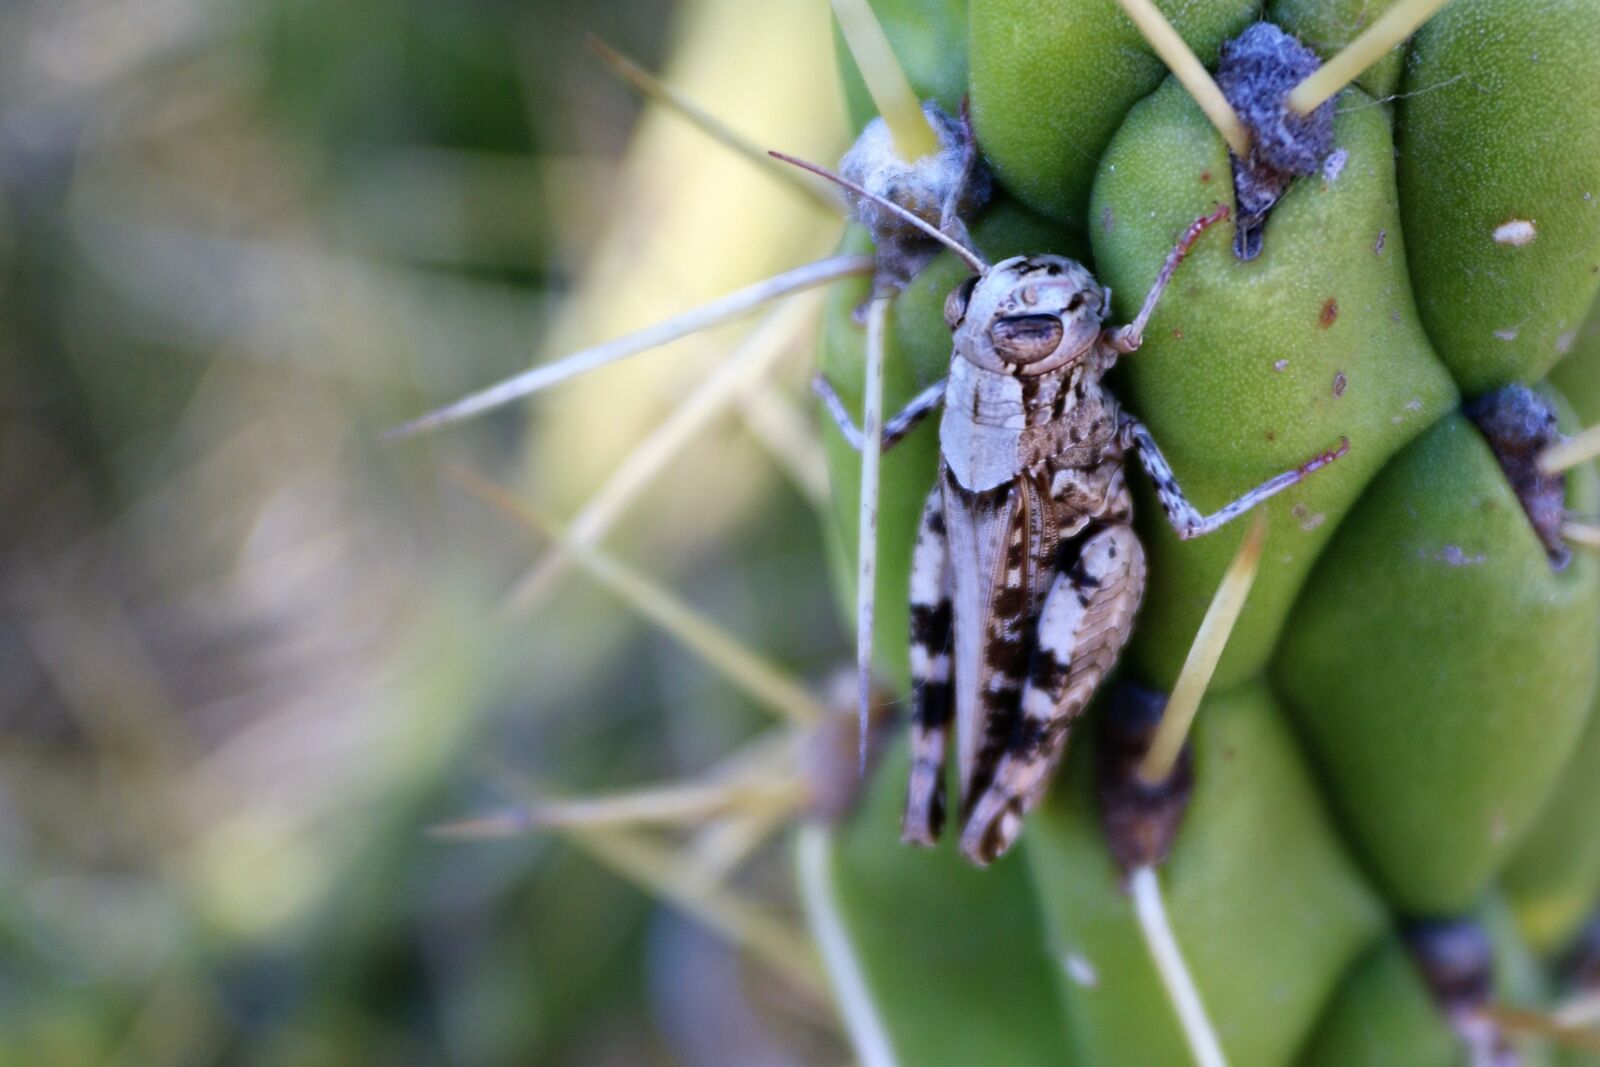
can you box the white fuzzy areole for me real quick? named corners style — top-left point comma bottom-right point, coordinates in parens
top-left (940, 359), bottom-right (1027, 491)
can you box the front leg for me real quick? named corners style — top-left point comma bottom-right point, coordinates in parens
top-left (902, 484), bottom-right (954, 846)
top-left (1104, 205), bottom-right (1230, 355)
top-left (961, 524), bottom-right (1147, 865)
top-left (813, 375), bottom-right (944, 454)
top-left (1120, 415), bottom-right (1349, 540)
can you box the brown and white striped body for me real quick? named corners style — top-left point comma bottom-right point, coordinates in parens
top-left (901, 255), bottom-right (1149, 863)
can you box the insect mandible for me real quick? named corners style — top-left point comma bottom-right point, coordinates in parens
top-left (787, 153), bottom-right (1350, 867)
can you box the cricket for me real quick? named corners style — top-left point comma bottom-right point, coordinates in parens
top-left (386, 50), bottom-right (1354, 872)
top-left (782, 149), bottom-right (1349, 865)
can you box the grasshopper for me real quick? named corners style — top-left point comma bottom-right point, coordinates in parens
top-left (794, 158), bottom-right (1349, 867)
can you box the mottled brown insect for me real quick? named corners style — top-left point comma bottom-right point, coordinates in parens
top-left (811, 184), bottom-right (1348, 866)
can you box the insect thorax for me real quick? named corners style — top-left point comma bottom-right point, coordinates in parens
top-left (939, 350), bottom-right (1120, 493)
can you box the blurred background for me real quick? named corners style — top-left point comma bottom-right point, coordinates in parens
top-left (0, 0), bottom-right (864, 1062)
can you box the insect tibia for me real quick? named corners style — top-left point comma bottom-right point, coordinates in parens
top-left (1122, 415), bottom-right (1348, 540)
top-left (902, 483), bottom-right (953, 848)
top-left (812, 374), bottom-right (944, 455)
top-left (1109, 204), bottom-right (1230, 354)
top-left (1096, 684), bottom-right (1195, 875)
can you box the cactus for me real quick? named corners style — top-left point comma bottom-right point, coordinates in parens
top-left (810, 1), bottom-right (1600, 1063)
top-left (384, 1), bottom-right (1600, 1060)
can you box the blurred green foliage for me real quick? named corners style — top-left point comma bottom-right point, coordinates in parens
top-left (0, 1), bottom-right (851, 1063)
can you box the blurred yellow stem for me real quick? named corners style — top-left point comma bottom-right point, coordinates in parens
top-left (501, 295), bottom-right (817, 616)
top-left (430, 776), bottom-right (802, 838)
top-left (573, 826), bottom-right (826, 995)
top-left (1555, 990), bottom-right (1600, 1028)
top-left (1137, 515), bottom-right (1267, 785)
top-left (830, 0), bottom-right (939, 159)
top-left (448, 466), bottom-right (829, 726)
top-left (687, 805), bottom-right (794, 884)
top-left (587, 35), bottom-right (837, 211)
top-left (738, 383), bottom-right (833, 507)
top-left (1115, 0), bottom-right (1250, 157)
top-left (1562, 521), bottom-right (1600, 549)
top-left (1474, 1004), bottom-right (1600, 1055)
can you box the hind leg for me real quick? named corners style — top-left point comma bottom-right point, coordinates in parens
top-left (960, 524), bottom-right (1146, 865)
top-left (902, 483), bottom-right (954, 846)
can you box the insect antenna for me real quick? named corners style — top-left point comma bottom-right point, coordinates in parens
top-left (768, 149), bottom-right (985, 769)
top-left (385, 253), bottom-right (875, 438)
top-left (768, 151), bottom-right (989, 274)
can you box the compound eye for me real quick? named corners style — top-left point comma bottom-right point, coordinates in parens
top-left (989, 314), bottom-right (1065, 365)
top-left (944, 275), bottom-right (979, 331)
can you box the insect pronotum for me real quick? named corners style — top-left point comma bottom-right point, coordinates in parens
top-left (784, 153), bottom-right (1349, 866)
